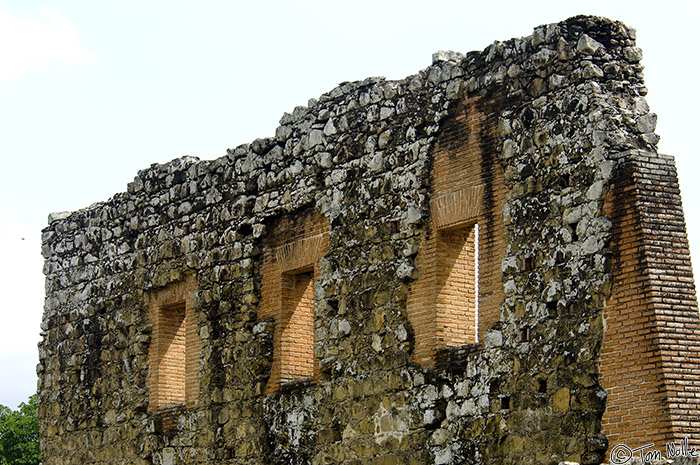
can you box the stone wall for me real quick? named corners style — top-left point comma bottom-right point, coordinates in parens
top-left (38, 16), bottom-right (700, 465)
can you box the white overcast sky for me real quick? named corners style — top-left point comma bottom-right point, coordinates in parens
top-left (0, 0), bottom-right (697, 409)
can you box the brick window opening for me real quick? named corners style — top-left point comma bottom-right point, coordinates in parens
top-left (146, 275), bottom-right (200, 424)
top-left (152, 303), bottom-right (187, 407)
top-left (435, 224), bottom-right (479, 346)
top-left (278, 270), bottom-right (315, 385)
top-left (406, 94), bottom-right (506, 368)
top-left (259, 211), bottom-right (330, 393)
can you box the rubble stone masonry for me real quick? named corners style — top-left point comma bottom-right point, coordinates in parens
top-left (39, 16), bottom-right (700, 465)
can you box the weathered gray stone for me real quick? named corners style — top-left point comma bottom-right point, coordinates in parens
top-left (623, 46), bottom-right (643, 62)
top-left (307, 129), bottom-right (324, 149)
top-left (432, 50), bottom-right (465, 64)
top-left (582, 63), bottom-right (604, 79)
top-left (48, 211), bottom-right (71, 223)
top-left (577, 34), bottom-right (603, 55)
top-left (483, 330), bottom-right (503, 348)
top-left (637, 113), bottom-right (657, 133)
top-left (323, 118), bottom-right (337, 136)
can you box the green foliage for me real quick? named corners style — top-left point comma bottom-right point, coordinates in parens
top-left (0, 395), bottom-right (40, 465)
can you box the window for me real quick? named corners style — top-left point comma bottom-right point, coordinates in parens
top-left (151, 302), bottom-right (187, 407)
top-left (435, 223), bottom-right (479, 347)
top-left (278, 270), bottom-right (315, 384)
top-left (405, 95), bottom-right (506, 367)
top-left (146, 275), bottom-right (200, 427)
top-left (258, 212), bottom-right (329, 392)
top-left (407, 191), bottom-right (486, 366)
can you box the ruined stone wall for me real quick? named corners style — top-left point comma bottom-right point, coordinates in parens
top-left (38, 16), bottom-right (700, 465)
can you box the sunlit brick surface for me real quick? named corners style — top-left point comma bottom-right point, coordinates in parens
top-left (436, 227), bottom-right (478, 346)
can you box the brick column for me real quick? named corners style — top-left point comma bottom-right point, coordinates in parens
top-left (602, 150), bottom-right (700, 449)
